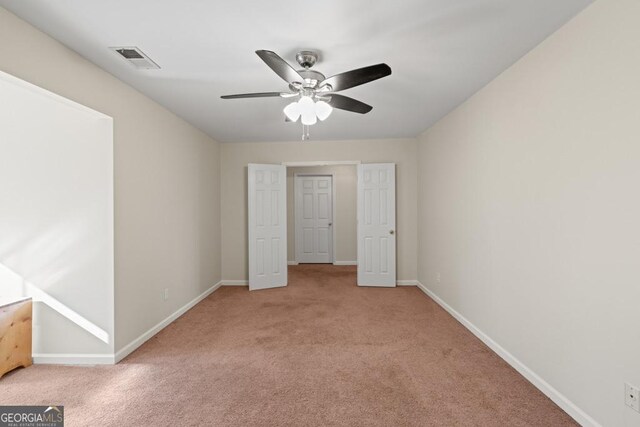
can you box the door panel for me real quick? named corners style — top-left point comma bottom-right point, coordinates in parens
top-left (357, 164), bottom-right (396, 287)
top-left (317, 227), bottom-right (330, 254)
top-left (248, 164), bottom-right (287, 290)
top-left (295, 175), bottom-right (334, 263)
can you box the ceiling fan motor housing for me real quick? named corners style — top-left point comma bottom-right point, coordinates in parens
top-left (290, 51), bottom-right (328, 91)
top-left (296, 51), bottom-right (318, 69)
top-left (290, 69), bottom-right (327, 91)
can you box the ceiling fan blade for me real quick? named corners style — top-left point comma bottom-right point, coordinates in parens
top-left (221, 92), bottom-right (285, 99)
top-left (256, 50), bottom-right (304, 84)
top-left (327, 94), bottom-right (373, 114)
top-left (320, 63), bottom-right (391, 92)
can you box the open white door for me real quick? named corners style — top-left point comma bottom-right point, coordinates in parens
top-left (357, 163), bottom-right (396, 287)
top-left (248, 164), bottom-right (287, 290)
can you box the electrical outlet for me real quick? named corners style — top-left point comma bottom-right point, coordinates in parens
top-left (436, 273), bottom-right (441, 283)
top-left (163, 288), bottom-right (169, 301)
top-left (626, 383), bottom-right (640, 412)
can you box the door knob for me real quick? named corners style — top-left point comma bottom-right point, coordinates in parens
top-left (329, 223), bottom-right (333, 226)
top-left (390, 230), bottom-right (395, 235)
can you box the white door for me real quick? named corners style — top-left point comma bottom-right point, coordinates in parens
top-left (295, 175), bottom-right (333, 263)
top-left (248, 164), bottom-right (287, 290)
top-left (357, 163), bottom-right (396, 287)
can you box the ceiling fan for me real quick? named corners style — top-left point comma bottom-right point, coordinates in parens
top-left (221, 50), bottom-right (391, 139)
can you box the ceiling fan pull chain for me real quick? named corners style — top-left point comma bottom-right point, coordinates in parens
top-left (301, 124), bottom-right (310, 141)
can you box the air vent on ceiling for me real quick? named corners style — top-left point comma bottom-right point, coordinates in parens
top-left (110, 46), bottom-right (160, 70)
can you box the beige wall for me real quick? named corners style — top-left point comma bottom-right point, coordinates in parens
top-left (287, 166), bottom-right (357, 263)
top-left (5, 7), bottom-right (633, 424)
top-left (221, 139), bottom-right (417, 281)
top-left (0, 8), bottom-right (222, 354)
top-left (417, 1), bottom-right (640, 425)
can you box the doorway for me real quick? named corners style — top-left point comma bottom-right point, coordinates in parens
top-left (287, 164), bottom-right (358, 267)
top-left (247, 162), bottom-right (396, 290)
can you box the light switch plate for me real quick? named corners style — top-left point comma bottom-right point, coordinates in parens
top-left (625, 383), bottom-right (640, 412)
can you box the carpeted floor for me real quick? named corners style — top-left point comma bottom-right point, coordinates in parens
top-left (1, 265), bottom-right (575, 426)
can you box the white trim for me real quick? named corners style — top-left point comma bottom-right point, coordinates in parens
top-left (333, 261), bottom-right (358, 266)
top-left (415, 281), bottom-right (601, 427)
top-left (33, 353), bottom-right (115, 365)
top-left (332, 174), bottom-right (337, 264)
top-left (287, 261), bottom-right (299, 265)
top-left (396, 280), bottom-right (418, 286)
top-left (282, 160), bottom-right (361, 167)
top-left (294, 173), bottom-right (336, 264)
top-left (114, 281), bottom-right (223, 363)
top-left (222, 280), bottom-right (248, 286)
top-left (0, 70), bottom-right (112, 120)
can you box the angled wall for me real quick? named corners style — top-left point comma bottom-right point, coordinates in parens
top-left (0, 7), bottom-right (222, 360)
top-left (0, 71), bottom-right (114, 358)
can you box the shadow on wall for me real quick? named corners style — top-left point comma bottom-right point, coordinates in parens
top-left (0, 263), bottom-right (109, 344)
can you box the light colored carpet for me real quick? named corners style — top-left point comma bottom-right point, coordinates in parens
top-left (1, 265), bottom-right (576, 426)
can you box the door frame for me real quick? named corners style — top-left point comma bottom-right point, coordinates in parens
top-left (283, 160), bottom-right (361, 167)
top-left (293, 173), bottom-right (337, 264)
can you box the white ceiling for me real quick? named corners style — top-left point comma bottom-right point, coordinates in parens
top-left (0, 0), bottom-right (592, 143)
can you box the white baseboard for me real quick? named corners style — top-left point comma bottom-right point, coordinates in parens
top-left (289, 261), bottom-right (357, 266)
top-left (33, 353), bottom-right (115, 365)
top-left (222, 280), bottom-right (248, 286)
top-left (397, 280), bottom-right (418, 286)
top-left (415, 281), bottom-right (600, 427)
top-left (114, 280), bottom-right (223, 363)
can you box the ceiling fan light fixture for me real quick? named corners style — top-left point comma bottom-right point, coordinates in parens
top-left (298, 96), bottom-right (317, 125)
top-left (297, 96), bottom-right (315, 114)
top-left (284, 101), bottom-right (300, 122)
top-left (315, 101), bottom-right (333, 121)
top-left (301, 111), bottom-right (317, 126)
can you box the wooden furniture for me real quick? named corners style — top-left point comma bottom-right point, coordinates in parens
top-left (0, 298), bottom-right (32, 378)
